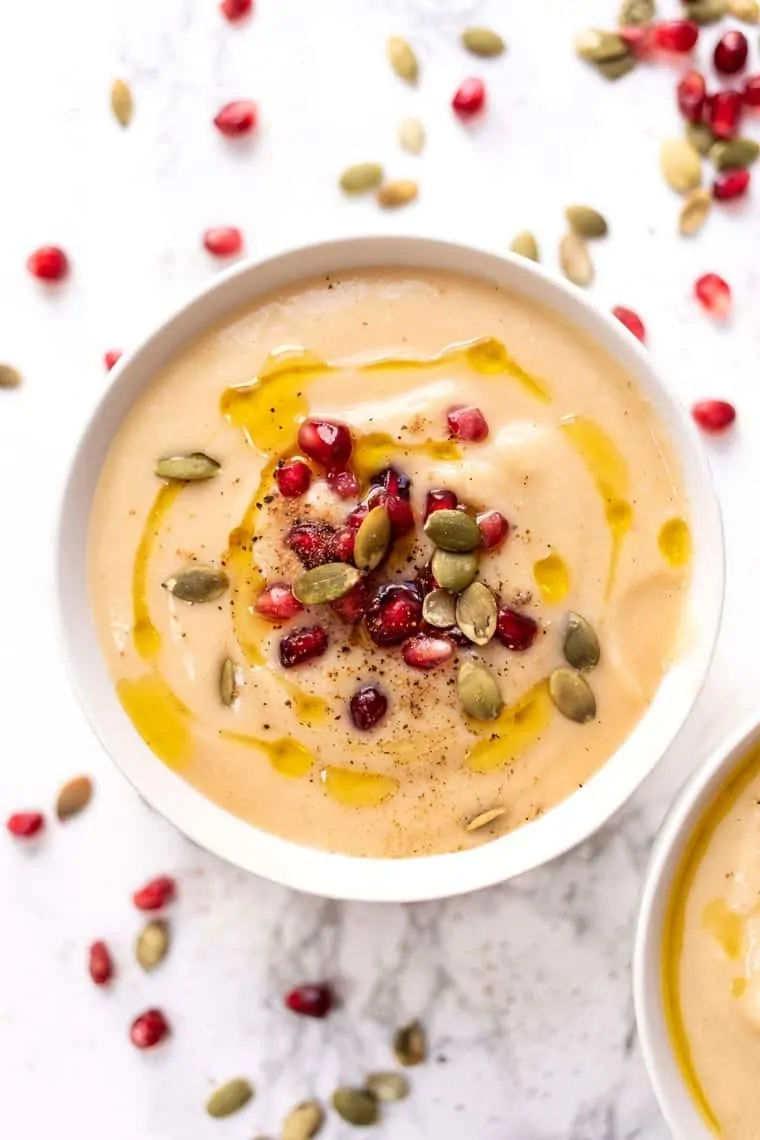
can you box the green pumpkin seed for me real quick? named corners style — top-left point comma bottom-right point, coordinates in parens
top-left (461, 27), bottom-right (506, 57)
top-left (424, 509), bottom-right (481, 553)
top-left (422, 588), bottom-right (457, 628)
top-left (566, 205), bottom-right (608, 239)
top-left (206, 1078), bottom-right (254, 1119)
top-left (56, 775), bottom-right (93, 821)
top-left (365, 1072), bottom-right (410, 1103)
top-left (387, 36), bottom-right (419, 83)
top-left (679, 188), bottom-right (712, 236)
top-left (135, 919), bottom-right (169, 971)
top-left (549, 668), bottom-right (596, 724)
top-left (0, 364), bottom-right (21, 388)
top-left (354, 506), bottom-right (391, 571)
top-left (339, 163), bottom-right (384, 194)
top-left (219, 656), bottom-right (238, 707)
top-left (559, 232), bottom-right (594, 288)
top-left (683, 0), bottom-right (727, 23)
top-left (711, 138), bottom-right (760, 170)
top-left (331, 1088), bottom-right (379, 1127)
top-left (685, 122), bottom-right (715, 157)
top-left (456, 582), bottom-right (498, 647)
top-left (574, 29), bottom-right (630, 62)
top-left (111, 78), bottom-right (133, 127)
top-left (660, 139), bottom-right (702, 194)
top-left (728, 0), bottom-right (759, 20)
top-left (376, 179), bottom-right (418, 208)
top-left (393, 1019), bottom-right (427, 1067)
top-left (510, 230), bottom-right (539, 261)
top-left (563, 612), bottom-right (601, 671)
top-left (282, 1100), bottom-right (325, 1140)
top-left (431, 550), bottom-right (479, 593)
top-left (618, 0), bottom-right (655, 24)
top-left (457, 660), bottom-right (503, 722)
top-left (466, 806), bottom-right (506, 832)
top-left (163, 565), bottom-right (229, 603)
top-left (398, 116), bottom-right (426, 155)
top-left (594, 54), bottom-right (637, 80)
top-left (155, 452), bottom-right (220, 481)
top-left (293, 562), bottom-right (361, 605)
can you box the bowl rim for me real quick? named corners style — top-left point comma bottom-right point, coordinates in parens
top-left (55, 233), bottom-right (725, 902)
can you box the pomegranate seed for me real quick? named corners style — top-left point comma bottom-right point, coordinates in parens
top-left (447, 625), bottom-right (472, 647)
top-left (213, 99), bottom-right (258, 137)
top-left (279, 625), bottom-right (328, 668)
top-left (386, 495), bottom-right (415, 536)
top-left (694, 273), bottom-right (731, 317)
top-left (88, 940), bottom-right (114, 986)
top-left (220, 0), bottom-right (252, 21)
top-left (714, 31), bottom-right (748, 76)
top-left (709, 90), bottom-right (743, 140)
top-left (676, 70), bottom-right (706, 124)
top-left (452, 77), bottom-right (486, 116)
top-left (477, 509), bottom-right (510, 549)
top-left (349, 684), bottom-right (389, 730)
top-left (330, 526), bottom-right (356, 564)
top-left (104, 349), bottom-right (123, 371)
top-left (402, 633), bottom-right (454, 670)
top-left (255, 582), bottom-right (304, 622)
top-left (370, 466), bottom-right (411, 500)
top-left (6, 811), bottom-right (44, 838)
top-left (285, 983), bottom-right (333, 1019)
top-left (203, 226), bottom-right (243, 258)
top-left (447, 405), bottom-right (489, 442)
top-left (619, 25), bottom-right (654, 58)
top-left (744, 75), bottom-right (760, 108)
top-left (345, 486), bottom-right (385, 530)
top-left (692, 399), bottom-right (736, 433)
top-left (495, 608), bottom-right (539, 651)
top-left (365, 582), bottom-right (423, 646)
top-left (331, 579), bottom-right (371, 623)
top-left (713, 168), bottom-right (750, 200)
top-left (612, 305), bottom-right (646, 343)
top-left (653, 20), bottom-right (698, 53)
top-left (275, 458), bottom-right (311, 498)
top-left (132, 875), bottom-right (176, 911)
top-left (26, 245), bottom-right (69, 281)
top-left (327, 468), bottom-right (360, 499)
top-left (425, 488), bottom-right (459, 519)
top-left (297, 418), bottom-right (353, 471)
top-left (285, 521), bottom-right (337, 568)
top-left (130, 1009), bottom-right (170, 1049)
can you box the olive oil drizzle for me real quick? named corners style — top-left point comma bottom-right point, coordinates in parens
top-left (465, 681), bottom-right (553, 773)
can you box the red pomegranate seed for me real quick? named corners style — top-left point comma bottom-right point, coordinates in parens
top-left (26, 245), bottom-right (69, 281)
top-left (330, 526), bottom-right (356, 564)
top-left (104, 349), bottom-right (123, 371)
top-left (713, 168), bottom-right (750, 200)
top-left (694, 273), bottom-right (731, 317)
top-left (285, 983), bottom-right (333, 1019)
top-left (618, 25), bottom-right (654, 58)
top-left (255, 582), bottom-right (304, 622)
top-left (676, 70), bottom-right (706, 124)
top-left (447, 405), bottom-right (489, 442)
top-left (612, 305), bottom-right (646, 343)
top-left (495, 608), bottom-right (539, 651)
top-left (349, 684), bottom-right (389, 730)
top-left (6, 811), bottom-right (44, 838)
top-left (203, 226), bottom-right (243, 257)
top-left (425, 488), bottom-right (459, 519)
top-left (88, 940), bottom-right (114, 986)
top-left (327, 468), bottom-right (360, 499)
top-left (370, 466), bottom-right (411, 500)
top-left (331, 578), bottom-right (370, 623)
top-left (213, 99), bottom-right (258, 137)
top-left (744, 75), bottom-right (760, 107)
top-left (402, 633), bottom-right (454, 670)
top-left (653, 20), bottom-right (698, 53)
top-left (714, 30), bottom-right (748, 76)
top-left (452, 77), bottom-right (486, 116)
top-left (297, 418), bottom-right (353, 471)
top-left (386, 495), bottom-right (415, 536)
top-left (279, 625), bottom-right (329, 668)
top-left (220, 0), bottom-right (252, 21)
top-left (132, 875), bottom-right (176, 911)
top-left (285, 521), bottom-right (337, 568)
top-left (691, 399), bottom-right (736, 433)
top-left (130, 1009), bottom-right (170, 1049)
top-left (477, 509), bottom-right (509, 550)
top-left (709, 90), bottom-right (743, 139)
top-left (275, 458), bottom-right (311, 498)
top-left (365, 582), bottom-right (423, 646)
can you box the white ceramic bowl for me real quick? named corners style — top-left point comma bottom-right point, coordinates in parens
top-left (56, 235), bottom-right (724, 902)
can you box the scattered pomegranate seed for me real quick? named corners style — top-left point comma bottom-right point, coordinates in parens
top-left (104, 349), bottom-right (123, 371)
top-left (714, 30), bottom-right (748, 76)
top-left (447, 405), bottom-right (489, 442)
top-left (477, 509), bottom-right (510, 549)
top-left (495, 608), bottom-right (539, 651)
top-left (691, 399), bottom-right (736, 433)
top-left (331, 579), bottom-right (371, 623)
top-left (297, 418), bottom-right (353, 471)
top-left (386, 495), bottom-right (415, 536)
top-left (330, 526), bottom-right (356, 564)
top-left (26, 245), bottom-right (69, 281)
top-left (285, 983), bottom-right (334, 1019)
top-left (132, 875), bottom-right (176, 911)
top-left (653, 20), bottom-right (698, 53)
top-left (694, 272), bottom-right (731, 317)
top-left (345, 486), bottom-right (385, 531)
top-left (744, 75), bottom-right (760, 108)
top-left (713, 168), bottom-right (750, 200)
top-left (370, 466), bottom-right (411, 500)
top-left (327, 468), bottom-right (360, 499)
top-left (709, 90), bottom-right (743, 139)
top-left (402, 633), bottom-right (455, 670)
top-left (349, 684), bottom-right (389, 730)
top-left (452, 77), bottom-right (486, 117)
top-left (619, 25), bottom-right (654, 58)
top-left (365, 582), bottom-right (423, 646)
top-left (130, 1009), bottom-right (170, 1049)
top-left (612, 305), bottom-right (646, 343)
top-left (203, 226), bottom-right (243, 258)
top-left (286, 521), bottom-right (337, 569)
top-left (213, 99), bottom-right (258, 137)
top-left (279, 625), bottom-right (329, 668)
top-left (255, 582), bottom-right (304, 622)
top-left (6, 811), bottom-right (44, 839)
top-left (220, 0), bottom-right (252, 21)
top-left (677, 70), bottom-right (706, 124)
top-left (425, 488), bottom-right (459, 519)
top-left (88, 940), bottom-right (114, 986)
top-left (275, 458), bottom-right (311, 498)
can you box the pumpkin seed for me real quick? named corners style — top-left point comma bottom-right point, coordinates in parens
top-left (111, 78), bottom-right (133, 127)
top-left (660, 139), bottom-right (702, 194)
top-left (339, 163), bottom-right (384, 194)
top-left (0, 364), bottom-right (21, 388)
top-left (563, 612), bottom-right (601, 671)
top-left (376, 179), bottom-right (418, 209)
top-left (431, 550), bottom-right (479, 592)
top-left (282, 1099), bottom-right (325, 1140)
top-left (559, 232), bottom-right (594, 288)
top-left (398, 117), bottom-right (426, 155)
top-left (354, 506), bottom-right (391, 571)
top-left (456, 582), bottom-right (498, 647)
top-left (393, 1019), bottom-right (427, 1066)
top-left (466, 806), bottom-right (506, 832)
top-left (155, 452), bottom-right (220, 481)
top-left (293, 562), bottom-right (361, 605)
top-left (219, 656), bottom-right (238, 707)
top-left (549, 668), bottom-right (596, 724)
top-left (685, 122), bottom-right (715, 157)
top-left (135, 919), bottom-right (169, 971)
top-left (387, 36), bottom-right (419, 83)
top-left (510, 230), bottom-right (539, 261)
top-left (422, 588), bottom-right (457, 628)
top-left (728, 0), bottom-right (760, 20)
top-left (206, 1078), bottom-right (254, 1119)
top-left (679, 188), bottom-right (712, 236)
top-left (574, 29), bottom-right (630, 62)
top-left (595, 54), bottom-right (637, 80)
top-left (461, 27), bottom-right (506, 57)
top-left (56, 775), bottom-right (93, 821)
top-left (711, 138), bottom-right (760, 170)
top-left (566, 205), bottom-right (608, 239)
top-left (365, 1072), bottom-right (410, 1103)
top-left (163, 565), bottom-right (229, 603)
top-left (424, 509), bottom-right (481, 553)
top-left (332, 1088), bottom-right (379, 1127)
top-left (683, 0), bottom-right (727, 23)
top-left (618, 0), bottom-right (655, 24)
top-left (457, 660), bottom-right (503, 722)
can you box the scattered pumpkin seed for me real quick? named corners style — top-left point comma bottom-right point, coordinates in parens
top-left (219, 656), bottom-right (238, 707)
top-left (461, 27), bottom-right (506, 57)
top-left (424, 509), bottom-right (481, 553)
top-left (679, 188), bottom-right (712, 236)
top-left (339, 163), bottom-right (384, 194)
top-left (456, 582), bottom-right (498, 647)
top-left (110, 79), bottom-right (134, 127)
top-left (457, 660), bottom-right (503, 722)
top-left (365, 1072), bottom-right (410, 1103)
top-left (559, 232), bottom-right (594, 288)
top-left (163, 565), bottom-right (229, 603)
top-left (594, 54), bottom-right (637, 80)
top-left (566, 205), bottom-right (608, 239)
top-left (282, 1099), bottom-right (325, 1140)
top-left (711, 138), bottom-right (760, 170)
top-left (398, 117), bottom-right (426, 155)
top-left (56, 775), bottom-right (93, 821)
top-left (393, 1019), bottom-right (427, 1067)
top-left (430, 550), bottom-right (479, 593)
top-left (574, 29), bottom-right (630, 62)
top-left (387, 36), bottom-right (419, 83)
top-left (466, 806), bottom-right (506, 832)
top-left (510, 230), bottom-right (539, 261)
top-left (685, 122), bottom-right (715, 157)
top-left (206, 1078), bottom-right (254, 1119)
top-left (422, 588), bottom-right (457, 628)
top-left (660, 139), bottom-right (702, 194)
top-left (563, 612), bottom-right (601, 671)
top-left (293, 562), bottom-right (361, 605)
top-left (155, 452), bottom-right (220, 481)
top-left (727, 0), bottom-right (759, 20)
top-left (135, 919), bottom-right (169, 971)
top-left (376, 179), bottom-right (418, 209)
top-left (354, 506), bottom-right (391, 571)
top-left (332, 1088), bottom-right (379, 1127)
top-left (618, 0), bottom-right (655, 24)
top-left (0, 364), bottom-right (21, 388)
top-left (683, 0), bottom-right (727, 23)
top-left (549, 668), bottom-right (596, 724)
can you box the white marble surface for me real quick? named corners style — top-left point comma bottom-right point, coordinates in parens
top-left (2, 0), bottom-right (759, 1136)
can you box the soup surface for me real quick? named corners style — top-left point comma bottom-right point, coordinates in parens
top-left (88, 268), bottom-right (689, 857)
